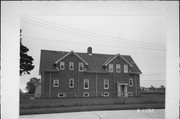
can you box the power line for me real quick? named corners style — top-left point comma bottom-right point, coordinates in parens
top-left (21, 16), bottom-right (166, 51)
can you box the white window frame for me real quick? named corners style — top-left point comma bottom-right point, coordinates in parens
top-left (109, 64), bottom-right (113, 72)
top-left (124, 64), bottom-right (128, 73)
top-left (104, 79), bottom-right (109, 89)
top-left (60, 61), bottom-right (65, 70)
top-left (104, 92), bottom-right (109, 97)
top-left (129, 78), bottom-right (133, 87)
top-left (53, 80), bottom-right (59, 87)
top-left (69, 62), bottom-right (74, 70)
top-left (116, 64), bottom-right (121, 73)
top-left (69, 79), bottom-right (74, 88)
top-left (83, 92), bottom-right (89, 97)
top-left (84, 79), bottom-right (89, 89)
top-left (128, 92), bottom-right (133, 96)
top-left (58, 93), bottom-right (65, 98)
top-left (79, 62), bottom-right (84, 71)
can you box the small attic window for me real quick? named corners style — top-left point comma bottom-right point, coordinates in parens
top-left (60, 62), bottom-right (65, 70)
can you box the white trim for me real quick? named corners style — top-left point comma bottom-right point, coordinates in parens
top-left (69, 79), bottom-right (74, 88)
top-left (84, 79), bottom-right (89, 89)
top-left (116, 64), bottom-right (121, 73)
top-left (104, 79), bottom-right (109, 89)
top-left (104, 92), bottom-right (109, 97)
top-left (58, 93), bottom-right (65, 98)
top-left (83, 92), bottom-right (89, 97)
top-left (109, 64), bottom-right (113, 72)
top-left (60, 61), bottom-right (65, 70)
top-left (104, 54), bottom-right (132, 67)
top-left (124, 64), bottom-right (128, 73)
top-left (55, 51), bottom-right (88, 65)
top-left (79, 62), bottom-right (84, 72)
top-left (53, 80), bottom-right (59, 87)
top-left (129, 78), bottom-right (133, 87)
top-left (69, 62), bottom-right (74, 70)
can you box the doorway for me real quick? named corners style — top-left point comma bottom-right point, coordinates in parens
top-left (117, 83), bottom-right (128, 97)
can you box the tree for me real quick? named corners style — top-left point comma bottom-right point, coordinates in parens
top-left (26, 77), bottom-right (39, 94)
top-left (20, 29), bottom-right (34, 76)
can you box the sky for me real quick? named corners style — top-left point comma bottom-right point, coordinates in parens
top-left (20, 15), bottom-right (166, 91)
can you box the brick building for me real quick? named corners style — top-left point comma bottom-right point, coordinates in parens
top-left (39, 47), bottom-right (142, 98)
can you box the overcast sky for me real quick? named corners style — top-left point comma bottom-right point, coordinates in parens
top-left (20, 15), bottom-right (166, 91)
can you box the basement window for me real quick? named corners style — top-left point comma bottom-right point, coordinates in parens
top-left (58, 93), bottom-right (65, 98)
top-left (83, 93), bottom-right (89, 97)
top-left (128, 92), bottom-right (133, 96)
top-left (104, 92), bottom-right (109, 97)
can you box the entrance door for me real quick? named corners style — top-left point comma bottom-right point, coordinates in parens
top-left (117, 83), bottom-right (128, 97)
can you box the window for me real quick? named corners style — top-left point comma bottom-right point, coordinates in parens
top-left (104, 92), bottom-right (109, 97)
top-left (104, 79), bottom-right (109, 89)
top-left (129, 78), bottom-right (133, 87)
top-left (109, 64), bottom-right (113, 72)
top-left (116, 64), bottom-right (121, 73)
top-left (83, 93), bottom-right (89, 97)
top-left (53, 80), bottom-right (59, 87)
top-left (84, 79), bottom-right (89, 89)
top-left (128, 92), bottom-right (133, 96)
top-left (69, 62), bottom-right (74, 70)
top-left (69, 79), bottom-right (74, 88)
top-left (124, 64), bottom-right (128, 73)
top-left (58, 93), bottom-right (65, 97)
top-left (60, 62), bottom-right (65, 70)
top-left (79, 62), bottom-right (84, 71)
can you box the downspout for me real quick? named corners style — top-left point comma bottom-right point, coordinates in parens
top-left (135, 74), bottom-right (137, 96)
top-left (77, 69), bottom-right (79, 97)
top-left (114, 70), bottom-right (115, 94)
top-left (96, 73), bottom-right (97, 97)
top-left (49, 72), bottom-right (51, 99)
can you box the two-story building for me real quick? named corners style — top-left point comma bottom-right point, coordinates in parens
top-left (39, 47), bottom-right (142, 98)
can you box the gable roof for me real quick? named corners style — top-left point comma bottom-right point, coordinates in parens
top-left (39, 49), bottom-right (142, 74)
top-left (103, 54), bottom-right (133, 67)
top-left (55, 50), bottom-right (88, 65)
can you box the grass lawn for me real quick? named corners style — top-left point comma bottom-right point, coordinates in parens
top-left (20, 95), bottom-right (165, 115)
top-left (20, 103), bottom-right (165, 115)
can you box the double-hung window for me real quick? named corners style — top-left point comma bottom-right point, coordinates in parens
top-left (124, 64), bottom-right (128, 73)
top-left (60, 62), bottom-right (65, 70)
top-left (116, 64), bottom-right (121, 73)
top-left (53, 80), bottom-right (59, 87)
top-left (79, 62), bottom-right (84, 71)
top-left (104, 79), bottom-right (109, 89)
top-left (109, 64), bottom-right (113, 72)
top-left (69, 79), bottom-right (74, 88)
top-left (69, 62), bottom-right (74, 70)
top-left (84, 79), bottom-right (89, 89)
top-left (129, 78), bottom-right (133, 87)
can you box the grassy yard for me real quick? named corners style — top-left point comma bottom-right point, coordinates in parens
top-left (20, 94), bottom-right (165, 115)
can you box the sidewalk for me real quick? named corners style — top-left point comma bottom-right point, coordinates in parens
top-left (20, 109), bottom-right (165, 119)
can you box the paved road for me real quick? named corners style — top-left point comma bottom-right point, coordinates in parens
top-left (20, 109), bottom-right (165, 119)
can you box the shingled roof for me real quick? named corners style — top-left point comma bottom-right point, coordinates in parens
top-left (39, 49), bottom-right (142, 74)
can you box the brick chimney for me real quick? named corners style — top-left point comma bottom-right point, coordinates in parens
top-left (87, 47), bottom-right (92, 56)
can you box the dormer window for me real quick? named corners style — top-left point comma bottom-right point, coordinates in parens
top-left (79, 62), bottom-right (84, 71)
top-left (109, 64), bottom-right (113, 72)
top-left (124, 64), bottom-right (128, 73)
top-left (69, 62), bottom-right (74, 70)
top-left (116, 64), bottom-right (121, 73)
top-left (60, 62), bottom-right (65, 70)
